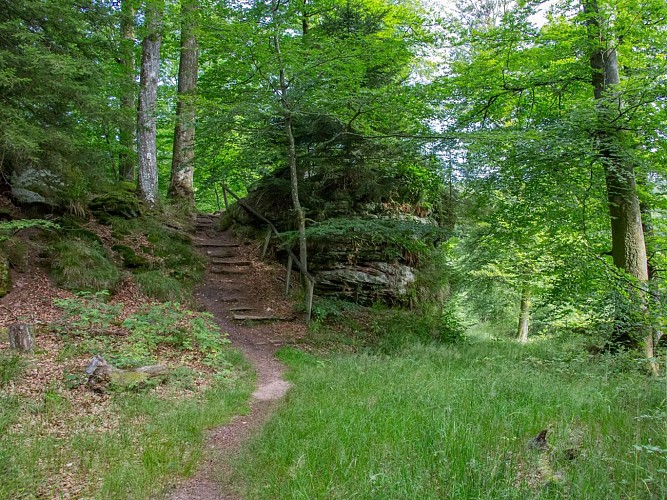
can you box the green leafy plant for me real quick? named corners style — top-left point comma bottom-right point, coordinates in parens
top-left (52, 294), bottom-right (231, 368)
top-left (283, 218), bottom-right (446, 266)
top-left (121, 303), bottom-right (229, 363)
top-left (0, 220), bottom-right (59, 242)
top-left (53, 291), bottom-right (121, 335)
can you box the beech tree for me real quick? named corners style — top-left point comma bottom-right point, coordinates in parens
top-left (137, 0), bottom-right (165, 206)
top-left (582, 0), bottom-right (654, 369)
top-left (442, 0), bottom-right (667, 362)
top-left (169, 0), bottom-right (199, 201)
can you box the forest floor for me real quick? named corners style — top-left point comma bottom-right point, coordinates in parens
top-left (166, 214), bottom-right (308, 499)
top-left (0, 212), bottom-right (307, 499)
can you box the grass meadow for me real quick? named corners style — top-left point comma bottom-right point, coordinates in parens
top-left (234, 339), bottom-right (666, 499)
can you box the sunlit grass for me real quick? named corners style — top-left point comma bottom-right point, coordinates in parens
top-left (0, 351), bottom-right (254, 499)
top-left (234, 340), bottom-right (667, 499)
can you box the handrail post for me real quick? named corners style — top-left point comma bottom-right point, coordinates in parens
top-left (305, 279), bottom-right (314, 323)
top-left (285, 255), bottom-right (293, 296)
top-left (260, 226), bottom-right (272, 260)
top-left (213, 185), bottom-right (222, 211)
top-left (221, 183), bottom-right (229, 210)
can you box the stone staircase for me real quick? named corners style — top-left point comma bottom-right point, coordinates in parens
top-left (193, 213), bottom-right (282, 322)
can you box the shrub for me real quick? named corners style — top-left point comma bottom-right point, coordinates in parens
top-left (135, 271), bottom-right (184, 302)
top-left (50, 239), bottom-right (121, 292)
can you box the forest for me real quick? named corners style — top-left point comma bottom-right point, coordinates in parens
top-left (0, 0), bottom-right (666, 498)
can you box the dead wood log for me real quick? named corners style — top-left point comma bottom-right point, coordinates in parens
top-left (85, 355), bottom-right (168, 393)
top-left (8, 323), bottom-right (34, 352)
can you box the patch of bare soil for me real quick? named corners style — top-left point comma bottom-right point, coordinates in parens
top-left (166, 216), bottom-right (307, 500)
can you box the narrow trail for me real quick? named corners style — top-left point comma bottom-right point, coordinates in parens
top-left (167, 214), bottom-right (306, 500)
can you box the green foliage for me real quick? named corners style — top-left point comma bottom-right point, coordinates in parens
top-left (311, 297), bottom-right (361, 322)
top-left (112, 244), bottom-right (150, 269)
top-left (0, 220), bottom-right (59, 242)
top-left (121, 303), bottom-right (229, 364)
top-left (0, 0), bottom-right (122, 196)
top-left (235, 341), bottom-right (667, 498)
top-left (2, 238), bottom-right (29, 272)
top-left (53, 293), bottom-right (230, 368)
top-left (309, 301), bottom-right (465, 354)
top-left (53, 291), bottom-right (121, 333)
top-left (196, 0), bottom-right (432, 211)
top-left (285, 218), bottom-right (446, 265)
top-left (106, 216), bottom-right (204, 300)
top-left (50, 239), bottom-right (121, 292)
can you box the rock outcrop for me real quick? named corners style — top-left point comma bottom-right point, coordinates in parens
top-left (228, 165), bottom-right (453, 305)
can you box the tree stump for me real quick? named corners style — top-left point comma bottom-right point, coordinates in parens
top-left (85, 355), bottom-right (169, 393)
top-left (8, 323), bottom-right (34, 351)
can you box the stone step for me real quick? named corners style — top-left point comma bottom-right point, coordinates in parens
top-left (206, 251), bottom-right (237, 259)
top-left (232, 314), bottom-right (282, 321)
top-left (195, 242), bottom-right (240, 248)
top-left (229, 306), bottom-right (254, 312)
top-left (210, 259), bottom-right (251, 266)
top-left (210, 267), bottom-right (248, 275)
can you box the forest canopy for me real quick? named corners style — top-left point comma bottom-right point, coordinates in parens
top-left (0, 0), bottom-right (666, 367)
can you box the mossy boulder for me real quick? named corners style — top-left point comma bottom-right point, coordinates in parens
top-left (2, 238), bottom-right (29, 272)
top-left (112, 244), bottom-right (150, 269)
top-left (230, 159), bottom-right (454, 305)
top-left (90, 190), bottom-right (142, 223)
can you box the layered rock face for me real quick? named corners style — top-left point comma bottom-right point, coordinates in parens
top-left (230, 165), bottom-right (453, 305)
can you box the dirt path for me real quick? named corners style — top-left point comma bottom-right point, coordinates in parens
top-left (167, 214), bottom-right (306, 500)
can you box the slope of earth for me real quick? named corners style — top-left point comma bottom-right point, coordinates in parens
top-left (166, 214), bottom-right (308, 499)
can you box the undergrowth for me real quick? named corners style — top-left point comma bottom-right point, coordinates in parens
top-left (307, 297), bottom-right (466, 354)
top-left (0, 352), bottom-right (25, 388)
top-left (50, 239), bottom-right (121, 292)
top-left (283, 218), bottom-right (447, 265)
top-left (0, 292), bottom-right (253, 499)
top-left (234, 339), bottom-right (667, 499)
top-left (52, 291), bottom-right (228, 368)
top-left (134, 270), bottom-right (185, 302)
top-left (48, 213), bottom-right (204, 301)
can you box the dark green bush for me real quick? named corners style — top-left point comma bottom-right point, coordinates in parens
top-left (50, 239), bottom-right (121, 292)
top-left (135, 271), bottom-right (184, 302)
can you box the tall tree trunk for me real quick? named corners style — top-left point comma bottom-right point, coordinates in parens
top-left (136, 0), bottom-right (164, 207)
top-left (640, 200), bottom-right (664, 349)
top-left (517, 287), bottom-right (531, 343)
top-left (582, 0), bottom-right (656, 372)
top-left (302, 0), bottom-right (309, 35)
top-left (118, 0), bottom-right (136, 182)
top-left (169, 0), bottom-right (199, 202)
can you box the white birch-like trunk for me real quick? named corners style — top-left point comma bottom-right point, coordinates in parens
top-left (517, 287), bottom-right (530, 344)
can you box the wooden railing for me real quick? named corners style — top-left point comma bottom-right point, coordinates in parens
top-left (220, 183), bottom-right (315, 322)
